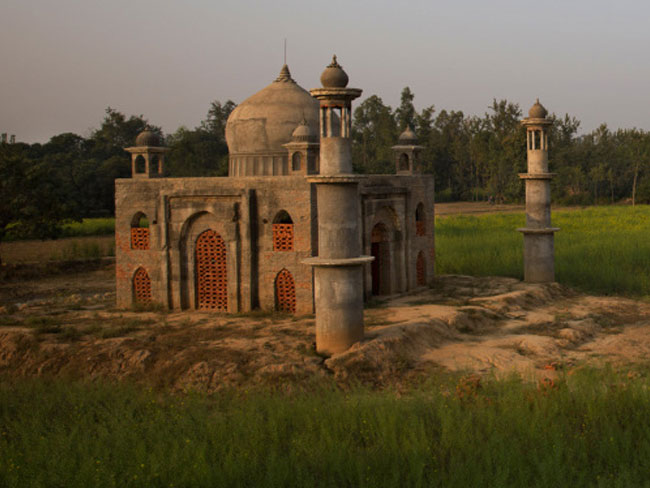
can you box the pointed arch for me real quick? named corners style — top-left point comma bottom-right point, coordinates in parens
top-left (130, 212), bottom-right (150, 250)
top-left (195, 229), bottom-right (228, 311)
top-left (272, 210), bottom-right (294, 251)
top-left (133, 267), bottom-right (152, 303)
top-left (399, 153), bottom-right (409, 171)
top-left (275, 268), bottom-right (296, 314)
top-left (134, 155), bottom-right (146, 173)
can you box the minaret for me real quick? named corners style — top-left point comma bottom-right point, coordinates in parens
top-left (304, 55), bottom-right (373, 355)
top-left (125, 128), bottom-right (168, 178)
top-left (518, 99), bottom-right (558, 282)
top-left (392, 126), bottom-right (424, 175)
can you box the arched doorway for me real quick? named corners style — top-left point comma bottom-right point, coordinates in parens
top-left (371, 223), bottom-right (391, 295)
top-left (195, 229), bottom-right (227, 310)
top-left (275, 269), bottom-right (296, 314)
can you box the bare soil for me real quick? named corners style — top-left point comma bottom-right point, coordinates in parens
top-left (1, 263), bottom-right (649, 390)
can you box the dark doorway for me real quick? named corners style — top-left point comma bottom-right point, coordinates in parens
top-left (371, 223), bottom-right (390, 295)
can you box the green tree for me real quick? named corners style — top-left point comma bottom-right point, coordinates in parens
top-left (352, 95), bottom-right (397, 174)
top-left (395, 87), bottom-right (416, 131)
top-left (0, 142), bottom-right (81, 263)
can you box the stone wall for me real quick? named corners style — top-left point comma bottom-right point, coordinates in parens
top-left (115, 176), bottom-right (315, 314)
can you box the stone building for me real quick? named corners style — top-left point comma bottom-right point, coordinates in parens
top-left (115, 58), bottom-right (435, 315)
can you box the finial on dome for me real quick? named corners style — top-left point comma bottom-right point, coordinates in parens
top-left (398, 125), bottom-right (418, 144)
top-left (320, 54), bottom-right (349, 88)
top-left (528, 98), bottom-right (548, 119)
top-left (291, 118), bottom-right (317, 142)
top-left (275, 64), bottom-right (295, 83)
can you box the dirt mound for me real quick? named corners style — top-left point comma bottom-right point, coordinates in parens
top-left (1, 266), bottom-right (649, 390)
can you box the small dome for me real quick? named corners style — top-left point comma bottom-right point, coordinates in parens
top-left (398, 126), bottom-right (418, 144)
top-left (291, 119), bottom-right (317, 142)
top-left (135, 129), bottom-right (162, 147)
top-left (320, 55), bottom-right (349, 88)
top-left (528, 99), bottom-right (548, 119)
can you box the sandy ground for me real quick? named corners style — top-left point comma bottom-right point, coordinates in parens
top-left (1, 263), bottom-right (649, 390)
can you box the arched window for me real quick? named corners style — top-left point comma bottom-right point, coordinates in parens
top-left (275, 269), bottom-right (296, 314)
top-left (133, 267), bottom-right (152, 303)
top-left (415, 203), bottom-right (425, 237)
top-left (135, 155), bottom-right (146, 173)
top-left (131, 212), bottom-right (150, 250)
top-left (416, 251), bottom-right (426, 286)
top-left (272, 210), bottom-right (293, 251)
top-left (292, 152), bottom-right (302, 171)
top-left (151, 155), bottom-right (160, 175)
top-left (399, 153), bottom-right (409, 171)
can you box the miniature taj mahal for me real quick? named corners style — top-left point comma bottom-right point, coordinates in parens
top-left (114, 55), bottom-right (554, 354)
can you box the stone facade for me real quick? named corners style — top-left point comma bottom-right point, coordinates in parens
top-left (115, 60), bottom-right (435, 316)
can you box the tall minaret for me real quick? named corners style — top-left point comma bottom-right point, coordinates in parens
top-left (518, 100), bottom-right (558, 282)
top-left (304, 55), bottom-right (373, 355)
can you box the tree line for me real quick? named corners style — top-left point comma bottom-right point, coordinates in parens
top-left (3, 89), bottom-right (650, 244)
top-left (352, 87), bottom-right (650, 206)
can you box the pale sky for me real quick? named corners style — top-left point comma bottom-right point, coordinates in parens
top-left (2, 0), bottom-right (650, 143)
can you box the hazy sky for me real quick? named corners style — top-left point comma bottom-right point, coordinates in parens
top-left (2, 0), bottom-right (650, 143)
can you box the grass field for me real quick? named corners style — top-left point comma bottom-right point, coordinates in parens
top-left (4, 206), bottom-right (650, 486)
top-left (1, 368), bottom-right (650, 488)
top-left (436, 205), bottom-right (650, 296)
top-left (3, 218), bottom-right (115, 242)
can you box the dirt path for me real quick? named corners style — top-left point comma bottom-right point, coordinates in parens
top-left (1, 264), bottom-right (648, 390)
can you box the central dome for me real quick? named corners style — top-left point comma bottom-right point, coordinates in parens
top-left (225, 65), bottom-right (319, 175)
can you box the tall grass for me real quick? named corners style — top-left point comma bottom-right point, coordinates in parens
top-left (1, 369), bottom-right (650, 487)
top-left (59, 218), bottom-right (115, 238)
top-left (436, 205), bottom-right (650, 296)
top-left (3, 218), bottom-right (115, 241)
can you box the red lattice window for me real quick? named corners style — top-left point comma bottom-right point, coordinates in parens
top-left (275, 269), bottom-right (296, 314)
top-left (133, 267), bottom-right (152, 303)
top-left (195, 229), bottom-right (228, 311)
top-left (416, 252), bottom-right (426, 286)
top-left (131, 228), bottom-right (150, 250)
top-left (273, 223), bottom-right (294, 251)
top-left (415, 203), bottom-right (426, 237)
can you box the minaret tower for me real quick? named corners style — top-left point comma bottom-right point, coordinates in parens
top-left (125, 128), bottom-right (168, 178)
top-left (518, 99), bottom-right (558, 282)
top-left (304, 55), bottom-right (373, 355)
top-left (392, 126), bottom-right (424, 175)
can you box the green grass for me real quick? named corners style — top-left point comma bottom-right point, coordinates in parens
top-left (3, 218), bottom-right (115, 241)
top-left (59, 218), bottom-right (115, 238)
top-left (436, 205), bottom-right (650, 296)
top-left (1, 368), bottom-right (650, 487)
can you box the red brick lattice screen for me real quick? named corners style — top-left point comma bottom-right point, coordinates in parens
top-left (273, 223), bottom-right (294, 251)
top-left (131, 228), bottom-right (150, 250)
top-left (275, 269), bottom-right (296, 314)
top-left (195, 229), bottom-right (228, 311)
top-left (416, 252), bottom-right (426, 286)
top-left (416, 221), bottom-right (425, 237)
top-left (133, 267), bottom-right (152, 303)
